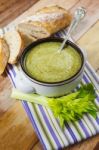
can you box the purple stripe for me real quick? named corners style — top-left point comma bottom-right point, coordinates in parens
top-left (96, 117), bottom-right (99, 125)
top-left (84, 74), bottom-right (99, 126)
top-left (79, 120), bottom-right (90, 138)
top-left (22, 102), bottom-right (47, 150)
top-left (7, 67), bottom-right (47, 150)
top-left (62, 30), bottom-right (67, 36)
top-left (83, 74), bottom-right (99, 102)
top-left (55, 32), bottom-right (61, 37)
top-left (39, 106), bottom-right (62, 148)
top-left (86, 63), bottom-right (99, 83)
top-left (7, 56), bottom-right (99, 148)
top-left (6, 69), bottom-right (16, 87)
top-left (55, 33), bottom-right (59, 37)
top-left (96, 96), bottom-right (99, 102)
top-left (86, 114), bottom-right (99, 133)
top-left (8, 64), bottom-right (16, 77)
top-left (65, 123), bottom-right (78, 143)
top-left (83, 74), bottom-right (90, 83)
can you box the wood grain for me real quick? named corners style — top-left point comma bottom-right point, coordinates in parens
top-left (0, 101), bottom-right (39, 150)
top-left (77, 21), bottom-right (99, 72)
top-left (7, 0), bottom-right (79, 26)
top-left (0, 0), bottom-right (38, 27)
top-left (0, 0), bottom-right (99, 150)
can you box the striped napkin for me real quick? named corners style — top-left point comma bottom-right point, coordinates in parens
top-left (6, 30), bottom-right (99, 150)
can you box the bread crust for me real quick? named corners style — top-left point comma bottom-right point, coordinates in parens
top-left (4, 30), bottom-right (24, 64)
top-left (17, 5), bottom-right (72, 39)
top-left (19, 31), bottom-right (37, 47)
top-left (0, 38), bottom-right (9, 74)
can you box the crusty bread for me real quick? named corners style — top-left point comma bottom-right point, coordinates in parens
top-left (17, 22), bottom-right (50, 39)
top-left (17, 5), bottom-right (72, 39)
top-left (19, 31), bottom-right (36, 47)
top-left (4, 30), bottom-right (24, 64)
top-left (0, 38), bottom-right (9, 75)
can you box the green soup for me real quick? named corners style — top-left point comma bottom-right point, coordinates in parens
top-left (25, 42), bottom-right (82, 83)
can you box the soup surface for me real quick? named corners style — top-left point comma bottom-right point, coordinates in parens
top-left (25, 42), bottom-right (82, 83)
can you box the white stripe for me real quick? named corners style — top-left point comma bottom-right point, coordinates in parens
top-left (82, 74), bottom-right (99, 107)
top-left (59, 30), bottom-right (66, 37)
top-left (87, 114), bottom-right (99, 132)
top-left (58, 31), bottom-right (65, 38)
top-left (64, 126), bottom-right (75, 144)
top-left (86, 62), bottom-right (99, 81)
top-left (35, 105), bottom-right (58, 150)
top-left (83, 115), bottom-right (97, 135)
top-left (46, 108), bottom-right (69, 146)
top-left (74, 121), bottom-right (87, 139)
top-left (68, 122), bottom-right (81, 142)
top-left (82, 78), bottom-right (99, 130)
top-left (85, 63), bottom-right (99, 90)
top-left (7, 65), bottom-right (15, 78)
top-left (44, 108), bottom-right (66, 147)
top-left (79, 119), bottom-right (92, 137)
top-left (28, 103), bottom-right (52, 150)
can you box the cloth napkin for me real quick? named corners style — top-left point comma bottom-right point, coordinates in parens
top-left (6, 30), bottom-right (99, 150)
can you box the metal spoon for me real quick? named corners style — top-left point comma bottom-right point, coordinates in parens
top-left (58, 7), bottom-right (86, 52)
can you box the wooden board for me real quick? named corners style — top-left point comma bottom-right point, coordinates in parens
top-left (0, 0), bottom-right (38, 27)
top-left (77, 21), bottom-right (99, 73)
top-left (0, 0), bottom-right (99, 150)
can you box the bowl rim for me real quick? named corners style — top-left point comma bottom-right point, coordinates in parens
top-left (20, 37), bottom-right (85, 86)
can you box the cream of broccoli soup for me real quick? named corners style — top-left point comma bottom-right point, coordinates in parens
top-left (25, 42), bottom-right (82, 83)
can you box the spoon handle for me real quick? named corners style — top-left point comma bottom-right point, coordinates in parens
top-left (58, 7), bottom-right (86, 52)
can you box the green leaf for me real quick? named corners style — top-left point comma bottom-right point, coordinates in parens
top-left (11, 83), bottom-right (97, 128)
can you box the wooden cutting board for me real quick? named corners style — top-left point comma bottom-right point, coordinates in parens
top-left (0, 0), bottom-right (99, 150)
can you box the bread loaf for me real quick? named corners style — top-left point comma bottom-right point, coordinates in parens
top-left (19, 32), bottom-right (36, 47)
top-left (4, 30), bottom-right (24, 64)
top-left (17, 5), bottom-right (72, 39)
top-left (0, 38), bottom-right (9, 75)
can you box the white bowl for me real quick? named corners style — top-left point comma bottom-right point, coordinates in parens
top-left (20, 37), bottom-right (86, 97)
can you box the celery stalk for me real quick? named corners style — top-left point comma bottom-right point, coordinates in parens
top-left (11, 88), bottom-right (49, 107)
top-left (11, 83), bottom-right (97, 127)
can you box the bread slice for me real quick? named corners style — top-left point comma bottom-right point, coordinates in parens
top-left (17, 5), bottom-right (72, 39)
top-left (4, 30), bottom-right (24, 64)
top-left (17, 22), bottom-right (50, 39)
top-left (19, 31), bottom-right (37, 47)
top-left (0, 38), bottom-right (9, 75)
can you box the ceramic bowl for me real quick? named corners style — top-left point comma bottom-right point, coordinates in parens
top-left (20, 37), bottom-right (86, 97)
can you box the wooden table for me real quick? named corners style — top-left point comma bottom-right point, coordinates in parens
top-left (0, 0), bottom-right (99, 150)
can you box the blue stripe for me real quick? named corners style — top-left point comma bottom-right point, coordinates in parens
top-left (39, 106), bottom-right (62, 149)
top-left (8, 64), bottom-right (16, 77)
top-left (96, 117), bottom-right (99, 125)
top-left (65, 123), bottom-right (78, 143)
top-left (7, 67), bottom-right (47, 150)
top-left (6, 68), bottom-right (16, 87)
top-left (83, 74), bottom-right (99, 102)
top-left (86, 114), bottom-right (99, 133)
top-left (79, 120), bottom-right (90, 138)
top-left (86, 63), bottom-right (99, 83)
top-left (22, 102), bottom-right (47, 150)
top-left (6, 50), bottom-right (99, 149)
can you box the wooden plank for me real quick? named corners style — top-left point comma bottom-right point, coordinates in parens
top-left (0, 0), bottom-right (39, 27)
top-left (0, 1), bottom-right (78, 150)
top-left (70, 0), bottom-right (99, 40)
top-left (0, 0), bottom-right (99, 150)
top-left (0, 74), bottom-right (14, 115)
top-left (8, 0), bottom-right (78, 26)
top-left (32, 141), bottom-right (43, 150)
top-left (77, 21), bottom-right (99, 72)
top-left (0, 101), bottom-right (39, 150)
top-left (32, 135), bottom-right (99, 150)
top-left (64, 135), bottom-right (99, 150)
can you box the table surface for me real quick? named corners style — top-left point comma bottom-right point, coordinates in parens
top-left (0, 0), bottom-right (99, 150)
